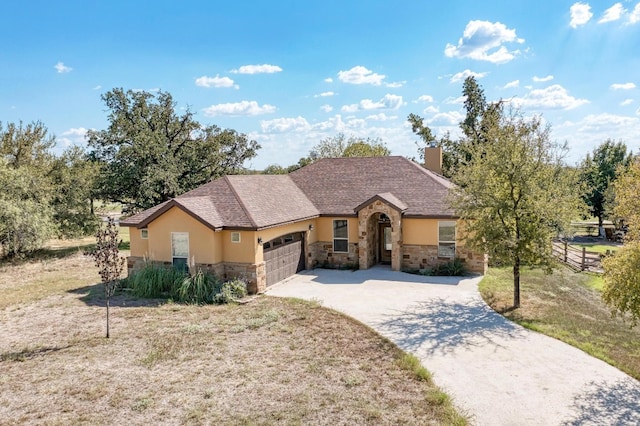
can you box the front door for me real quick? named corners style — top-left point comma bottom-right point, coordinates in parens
top-left (379, 224), bottom-right (392, 264)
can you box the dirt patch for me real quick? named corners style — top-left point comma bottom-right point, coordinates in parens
top-left (0, 254), bottom-right (464, 425)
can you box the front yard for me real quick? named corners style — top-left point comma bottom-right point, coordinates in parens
top-left (0, 249), bottom-right (464, 425)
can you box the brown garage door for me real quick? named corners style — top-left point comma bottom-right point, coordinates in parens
top-left (264, 233), bottom-right (305, 286)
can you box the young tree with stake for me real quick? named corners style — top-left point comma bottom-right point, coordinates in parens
top-left (90, 218), bottom-right (125, 338)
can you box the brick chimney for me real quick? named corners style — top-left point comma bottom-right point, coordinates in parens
top-left (424, 145), bottom-right (443, 175)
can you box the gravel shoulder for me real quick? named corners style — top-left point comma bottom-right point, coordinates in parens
top-left (267, 267), bottom-right (640, 425)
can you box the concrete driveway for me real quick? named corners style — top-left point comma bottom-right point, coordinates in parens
top-left (266, 266), bottom-right (640, 426)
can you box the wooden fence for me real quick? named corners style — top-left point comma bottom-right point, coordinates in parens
top-left (552, 240), bottom-right (603, 272)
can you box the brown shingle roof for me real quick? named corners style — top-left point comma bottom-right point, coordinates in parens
top-left (122, 156), bottom-right (455, 229)
top-left (289, 156), bottom-right (455, 218)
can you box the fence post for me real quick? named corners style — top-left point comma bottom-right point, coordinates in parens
top-left (581, 247), bottom-right (586, 271)
top-left (564, 240), bottom-right (568, 263)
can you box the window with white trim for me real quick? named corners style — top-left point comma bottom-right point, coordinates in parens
top-left (140, 228), bottom-right (148, 239)
top-left (171, 232), bottom-right (189, 270)
top-left (333, 220), bottom-right (348, 253)
top-left (438, 221), bottom-right (456, 258)
top-left (231, 232), bottom-right (241, 243)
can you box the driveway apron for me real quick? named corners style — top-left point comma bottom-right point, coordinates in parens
top-left (266, 267), bottom-right (640, 426)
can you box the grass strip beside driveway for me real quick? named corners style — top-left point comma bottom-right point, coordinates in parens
top-left (479, 266), bottom-right (640, 381)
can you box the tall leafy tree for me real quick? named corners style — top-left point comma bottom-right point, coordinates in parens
top-left (0, 122), bottom-right (57, 257)
top-left (580, 139), bottom-right (632, 234)
top-left (50, 146), bottom-right (101, 238)
top-left (602, 157), bottom-right (640, 326)
top-left (309, 133), bottom-right (390, 160)
top-left (408, 76), bottom-right (500, 177)
top-left (450, 109), bottom-right (582, 308)
top-left (87, 88), bottom-right (260, 212)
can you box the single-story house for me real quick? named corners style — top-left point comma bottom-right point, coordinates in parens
top-left (121, 147), bottom-right (487, 293)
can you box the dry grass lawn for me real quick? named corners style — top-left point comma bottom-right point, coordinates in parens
top-left (0, 250), bottom-right (465, 425)
top-left (479, 266), bottom-right (640, 381)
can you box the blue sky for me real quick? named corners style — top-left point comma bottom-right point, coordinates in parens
top-left (1, 1), bottom-right (639, 168)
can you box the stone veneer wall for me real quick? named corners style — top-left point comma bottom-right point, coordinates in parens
top-left (401, 245), bottom-right (487, 274)
top-left (126, 256), bottom-right (267, 294)
top-left (309, 241), bottom-right (359, 269)
top-left (357, 200), bottom-right (402, 271)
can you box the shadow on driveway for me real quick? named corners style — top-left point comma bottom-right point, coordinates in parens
top-left (562, 379), bottom-right (640, 425)
top-left (305, 267), bottom-right (471, 286)
top-left (376, 296), bottom-right (528, 354)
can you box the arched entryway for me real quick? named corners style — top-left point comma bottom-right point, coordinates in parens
top-left (356, 193), bottom-right (405, 271)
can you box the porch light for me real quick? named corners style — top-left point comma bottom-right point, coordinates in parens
top-left (257, 237), bottom-right (263, 244)
top-left (309, 224), bottom-right (314, 231)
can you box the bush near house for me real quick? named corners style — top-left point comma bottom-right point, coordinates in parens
top-left (123, 264), bottom-right (247, 304)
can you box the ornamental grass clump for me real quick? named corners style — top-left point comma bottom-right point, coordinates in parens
top-left (124, 264), bottom-right (247, 304)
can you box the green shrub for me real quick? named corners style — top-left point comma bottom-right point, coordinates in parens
top-left (124, 264), bottom-right (247, 304)
top-left (430, 258), bottom-right (468, 276)
top-left (214, 278), bottom-right (248, 304)
top-left (123, 263), bottom-right (186, 298)
top-left (178, 269), bottom-right (219, 304)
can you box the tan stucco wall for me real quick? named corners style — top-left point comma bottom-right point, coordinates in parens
top-left (316, 217), bottom-right (359, 242)
top-left (129, 227), bottom-right (149, 258)
top-left (144, 206), bottom-right (219, 264)
top-left (221, 230), bottom-right (257, 264)
top-left (402, 218), bottom-right (439, 245)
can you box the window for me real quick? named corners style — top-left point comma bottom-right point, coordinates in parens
top-left (438, 221), bottom-right (456, 258)
top-left (231, 232), bottom-right (241, 243)
top-left (171, 232), bottom-right (189, 271)
top-left (333, 220), bottom-right (348, 253)
top-left (140, 228), bottom-right (148, 239)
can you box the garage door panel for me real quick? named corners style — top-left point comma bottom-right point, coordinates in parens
top-left (265, 236), bottom-right (303, 287)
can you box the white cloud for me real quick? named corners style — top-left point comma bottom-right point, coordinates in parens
top-left (503, 80), bottom-right (520, 89)
top-left (444, 20), bottom-right (524, 64)
top-left (324, 77), bottom-right (333, 83)
top-left (386, 81), bottom-right (405, 88)
top-left (599, 3), bottom-right (625, 23)
top-left (513, 84), bottom-right (589, 110)
top-left (631, 3), bottom-right (640, 24)
top-left (366, 113), bottom-right (397, 121)
top-left (54, 62), bottom-right (72, 73)
top-left (341, 94), bottom-right (404, 112)
top-left (427, 111), bottom-right (464, 125)
top-left (314, 91), bottom-right (335, 98)
top-left (533, 75), bottom-right (554, 82)
top-left (445, 96), bottom-right (466, 105)
top-left (423, 105), bottom-right (440, 114)
top-left (203, 101), bottom-right (276, 116)
top-left (195, 75), bottom-right (238, 89)
top-left (450, 69), bottom-right (488, 83)
top-left (610, 82), bottom-right (636, 90)
top-left (621, 99), bottom-right (634, 106)
top-left (59, 127), bottom-right (88, 147)
top-left (260, 116), bottom-right (310, 133)
top-left (416, 95), bottom-right (434, 103)
top-left (320, 104), bottom-right (333, 112)
top-left (556, 113), bottom-right (640, 162)
top-left (92, 85), bottom-right (101, 90)
top-left (231, 64), bottom-right (282, 74)
top-left (570, 2), bottom-right (593, 28)
top-left (337, 66), bottom-right (386, 85)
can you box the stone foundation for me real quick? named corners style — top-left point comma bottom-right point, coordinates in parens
top-left (309, 241), bottom-right (359, 269)
top-left (401, 244), bottom-right (487, 274)
top-left (126, 256), bottom-right (267, 294)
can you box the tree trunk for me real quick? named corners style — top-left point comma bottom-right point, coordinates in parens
top-left (106, 296), bottom-right (110, 338)
top-left (513, 257), bottom-right (521, 308)
top-left (598, 215), bottom-right (605, 238)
